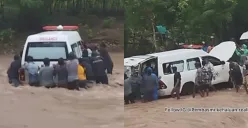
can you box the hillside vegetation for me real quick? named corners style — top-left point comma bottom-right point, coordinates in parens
top-left (0, 0), bottom-right (124, 54)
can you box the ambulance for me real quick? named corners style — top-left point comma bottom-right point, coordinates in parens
top-left (19, 25), bottom-right (83, 82)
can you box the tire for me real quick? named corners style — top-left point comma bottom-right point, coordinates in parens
top-left (181, 82), bottom-right (195, 95)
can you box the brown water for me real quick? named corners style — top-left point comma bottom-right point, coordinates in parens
top-left (0, 53), bottom-right (124, 128)
top-left (125, 90), bottom-right (248, 128)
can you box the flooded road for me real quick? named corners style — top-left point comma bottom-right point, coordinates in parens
top-left (0, 53), bottom-right (124, 128)
top-left (125, 90), bottom-right (248, 128)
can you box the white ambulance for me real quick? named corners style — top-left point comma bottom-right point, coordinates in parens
top-left (20, 25), bottom-right (83, 82)
top-left (124, 41), bottom-right (236, 96)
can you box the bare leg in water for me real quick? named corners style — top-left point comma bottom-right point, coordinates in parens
top-left (193, 84), bottom-right (203, 98)
top-left (244, 76), bottom-right (248, 94)
top-left (171, 87), bottom-right (180, 99)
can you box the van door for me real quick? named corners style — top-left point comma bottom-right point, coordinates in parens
top-left (140, 57), bottom-right (158, 76)
top-left (182, 57), bottom-right (201, 92)
top-left (201, 56), bottom-right (229, 84)
top-left (159, 60), bottom-right (184, 95)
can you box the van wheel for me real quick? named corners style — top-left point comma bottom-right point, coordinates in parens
top-left (181, 82), bottom-right (194, 95)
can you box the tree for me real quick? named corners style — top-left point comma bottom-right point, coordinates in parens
top-left (125, 0), bottom-right (242, 57)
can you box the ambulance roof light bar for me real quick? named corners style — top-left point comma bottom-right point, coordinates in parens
top-left (42, 25), bottom-right (79, 31)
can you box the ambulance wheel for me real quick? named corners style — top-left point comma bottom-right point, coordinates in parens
top-left (181, 82), bottom-right (194, 95)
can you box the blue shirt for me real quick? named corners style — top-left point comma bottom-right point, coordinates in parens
top-left (25, 62), bottom-right (39, 75)
top-left (202, 45), bottom-right (208, 52)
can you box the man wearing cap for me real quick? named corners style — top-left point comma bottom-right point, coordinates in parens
top-left (129, 69), bottom-right (142, 100)
top-left (99, 42), bottom-right (114, 74)
top-left (202, 41), bottom-right (212, 53)
top-left (91, 52), bottom-right (108, 84)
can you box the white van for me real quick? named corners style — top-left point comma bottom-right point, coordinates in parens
top-left (124, 41), bottom-right (236, 96)
top-left (20, 25), bottom-right (83, 82)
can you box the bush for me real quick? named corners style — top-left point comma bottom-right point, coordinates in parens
top-left (85, 25), bottom-right (93, 39)
top-left (0, 28), bottom-right (15, 43)
top-left (103, 17), bottom-right (116, 28)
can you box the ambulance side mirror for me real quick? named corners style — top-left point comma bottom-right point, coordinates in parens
top-left (220, 61), bottom-right (225, 65)
top-left (158, 76), bottom-right (162, 79)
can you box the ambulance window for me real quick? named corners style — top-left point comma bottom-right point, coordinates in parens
top-left (25, 42), bottom-right (68, 61)
top-left (71, 43), bottom-right (80, 58)
top-left (77, 41), bottom-right (82, 48)
top-left (186, 57), bottom-right (201, 70)
top-left (202, 56), bottom-right (221, 66)
top-left (162, 60), bottom-right (184, 74)
top-left (71, 43), bottom-right (77, 53)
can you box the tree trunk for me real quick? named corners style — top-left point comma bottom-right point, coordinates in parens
top-left (0, 0), bottom-right (4, 20)
top-left (151, 14), bottom-right (157, 51)
top-left (103, 0), bottom-right (106, 12)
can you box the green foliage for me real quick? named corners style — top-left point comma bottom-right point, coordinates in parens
top-left (84, 25), bottom-right (93, 39)
top-left (0, 28), bottom-right (15, 43)
top-left (125, 0), bottom-right (246, 57)
top-left (0, 0), bottom-right (123, 32)
top-left (103, 17), bottom-right (116, 28)
top-left (20, 0), bottom-right (44, 8)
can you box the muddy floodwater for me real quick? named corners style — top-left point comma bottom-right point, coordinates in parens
top-left (0, 53), bottom-right (124, 128)
top-left (125, 90), bottom-right (248, 128)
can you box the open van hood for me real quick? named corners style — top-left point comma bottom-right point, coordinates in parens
top-left (209, 41), bottom-right (236, 61)
top-left (240, 31), bottom-right (248, 40)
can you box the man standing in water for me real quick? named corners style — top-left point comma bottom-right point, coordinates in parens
top-left (54, 58), bottom-right (68, 88)
top-left (199, 60), bottom-right (212, 97)
top-left (92, 52), bottom-right (108, 84)
top-left (39, 58), bottom-right (54, 88)
top-left (25, 56), bottom-right (39, 86)
top-left (193, 62), bottom-right (204, 98)
top-left (124, 76), bottom-right (135, 104)
top-left (229, 62), bottom-right (245, 93)
top-left (242, 56), bottom-right (248, 93)
top-left (170, 67), bottom-right (181, 99)
top-left (128, 69), bottom-right (142, 100)
top-left (66, 52), bottom-right (79, 90)
top-left (142, 67), bottom-right (158, 102)
top-left (7, 55), bottom-right (21, 87)
top-left (99, 42), bottom-right (113, 74)
top-left (204, 59), bottom-right (216, 91)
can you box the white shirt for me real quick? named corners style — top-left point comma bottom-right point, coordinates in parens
top-left (87, 48), bottom-right (92, 57)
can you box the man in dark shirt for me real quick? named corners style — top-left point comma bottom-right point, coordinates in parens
top-left (229, 62), bottom-right (244, 93)
top-left (7, 55), bottom-right (21, 87)
top-left (54, 58), bottom-right (68, 88)
top-left (99, 42), bottom-right (113, 74)
top-left (39, 58), bottom-right (54, 88)
top-left (92, 52), bottom-right (108, 84)
top-left (81, 57), bottom-right (94, 81)
top-left (171, 67), bottom-right (181, 99)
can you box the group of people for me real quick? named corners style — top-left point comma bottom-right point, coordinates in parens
top-left (124, 63), bottom-right (159, 105)
top-left (7, 43), bottom-right (113, 90)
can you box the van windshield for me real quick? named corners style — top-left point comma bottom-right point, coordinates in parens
top-left (25, 42), bottom-right (68, 61)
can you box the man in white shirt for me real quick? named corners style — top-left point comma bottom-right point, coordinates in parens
top-left (204, 59), bottom-right (217, 92)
